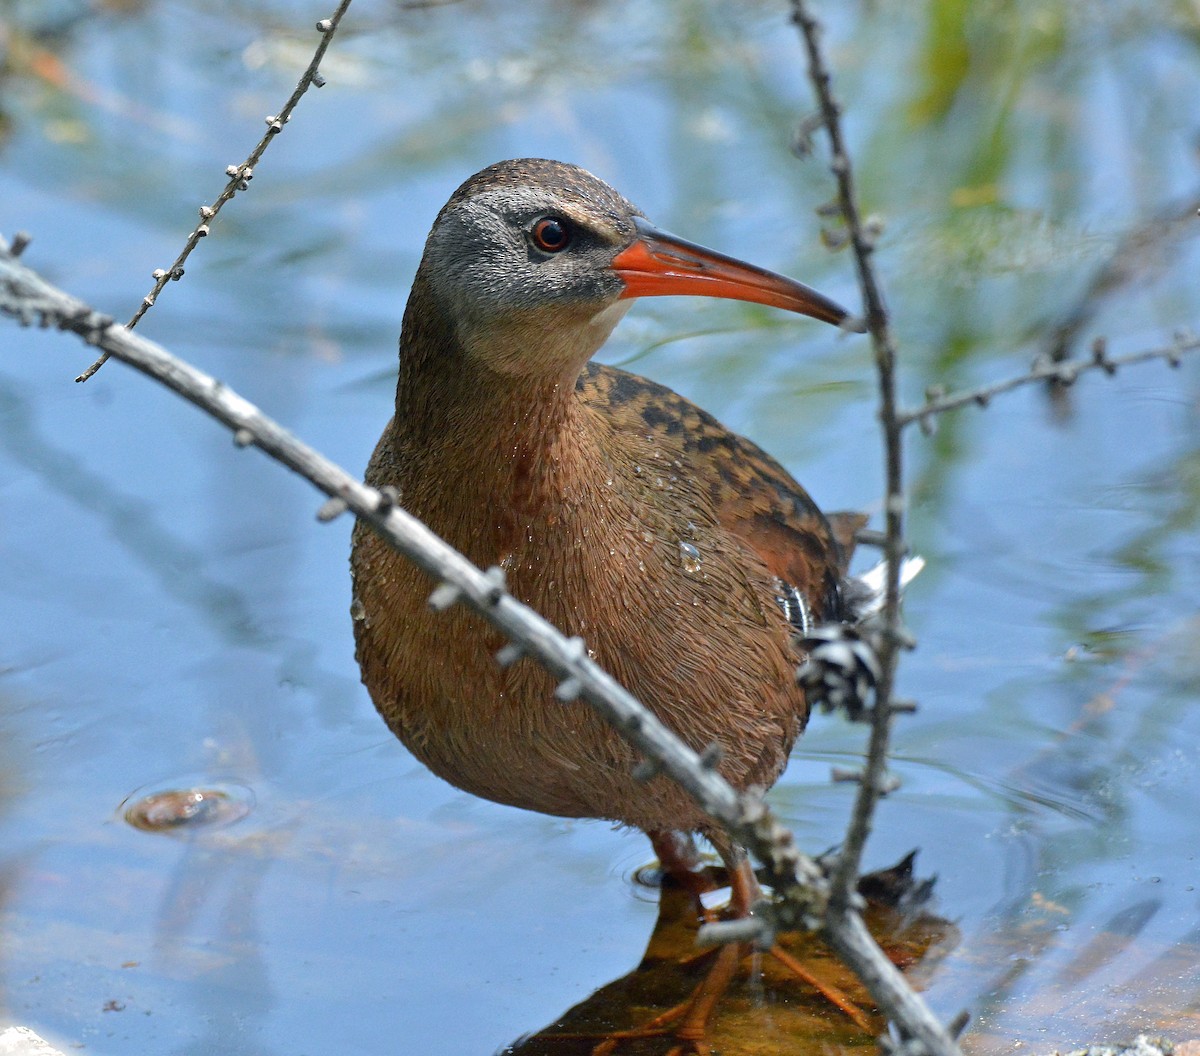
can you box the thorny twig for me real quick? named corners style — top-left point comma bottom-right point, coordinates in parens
top-left (791, 6), bottom-right (968, 1055)
top-left (74, 0), bottom-right (354, 383)
top-left (901, 334), bottom-right (1200, 433)
top-left (790, 0), bottom-right (912, 909)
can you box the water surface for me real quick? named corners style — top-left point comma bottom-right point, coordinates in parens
top-left (1, 1), bottom-right (1198, 1052)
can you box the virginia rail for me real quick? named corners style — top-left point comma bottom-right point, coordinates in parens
top-left (350, 158), bottom-right (866, 1043)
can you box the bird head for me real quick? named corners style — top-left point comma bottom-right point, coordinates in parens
top-left (416, 158), bottom-right (860, 382)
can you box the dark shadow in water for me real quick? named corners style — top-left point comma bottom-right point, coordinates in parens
top-left (503, 853), bottom-right (956, 1056)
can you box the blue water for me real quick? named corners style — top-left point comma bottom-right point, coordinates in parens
top-left (1, 2), bottom-right (1198, 1053)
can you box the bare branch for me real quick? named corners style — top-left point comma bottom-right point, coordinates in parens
top-left (74, 0), bottom-right (355, 383)
top-left (788, 7), bottom-right (970, 1055)
top-left (824, 909), bottom-right (959, 1055)
top-left (790, 0), bottom-right (912, 911)
top-left (899, 334), bottom-right (1200, 432)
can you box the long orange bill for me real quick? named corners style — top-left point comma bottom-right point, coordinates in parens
top-left (612, 215), bottom-right (863, 331)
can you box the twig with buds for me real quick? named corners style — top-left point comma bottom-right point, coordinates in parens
top-left (74, 0), bottom-right (354, 383)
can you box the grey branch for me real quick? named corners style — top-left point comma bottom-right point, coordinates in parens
top-left (74, 0), bottom-right (355, 384)
top-left (790, 6), bottom-right (968, 1054)
top-left (0, 233), bottom-right (951, 1055)
top-left (898, 334), bottom-right (1200, 432)
top-left (790, 0), bottom-right (914, 919)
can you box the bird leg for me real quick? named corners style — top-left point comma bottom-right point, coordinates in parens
top-left (556, 835), bottom-right (875, 1054)
top-left (722, 841), bottom-right (758, 916)
top-left (716, 838), bottom-right (876, 1033)
top-left (669, 836), bottom-right (876, 1036)
top-left (589, 940), bottom-right (740, 1056)
top-left (647, 830), bottom-right (724, 921)
top-left (768, 943), bottom-right (875, 1031)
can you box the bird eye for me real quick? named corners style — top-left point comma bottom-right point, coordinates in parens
top-left (531, 216), bottom-right (572, 253)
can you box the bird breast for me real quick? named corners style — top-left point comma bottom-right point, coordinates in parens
top-left (350, 399), bottom-right (806, 833)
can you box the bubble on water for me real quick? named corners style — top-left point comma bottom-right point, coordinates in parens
top-left (123, 784), bottom-right (254, 834)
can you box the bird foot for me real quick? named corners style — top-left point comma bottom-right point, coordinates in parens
top-left (767, 943), bottom-right (875, 1032)
top-left (588, 1001), bottom-right (711, 1055)
top-left (555, 934), bottom-right (874, 1055)
top-left (549, 939), bottom-right (739, 1055)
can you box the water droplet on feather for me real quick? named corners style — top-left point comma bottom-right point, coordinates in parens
top-left (679, 541), bottom-right (702, 574)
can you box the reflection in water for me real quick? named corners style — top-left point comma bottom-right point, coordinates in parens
top-left (504, 854), bottom-right (956, 1055)
top-left (149, 825), bottom-right (294, 1056)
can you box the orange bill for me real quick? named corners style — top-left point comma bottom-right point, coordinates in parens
top-left (612, 216), bottom-right (863, 330)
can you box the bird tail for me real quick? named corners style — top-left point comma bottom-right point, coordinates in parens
top-left (842, 555), bottom-right (925, 626)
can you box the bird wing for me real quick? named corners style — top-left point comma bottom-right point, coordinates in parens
top-left (577, 361), bottom-right (850, 623)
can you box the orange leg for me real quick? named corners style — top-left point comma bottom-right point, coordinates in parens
top-left (561, 837), bottom-right (874, 1054)
top-left (587, 942), bottom-right (738, 1055)
top-left (725, 851), bottom-right (874, 1031)
top-left (726, 851), bottom-right (758, 916)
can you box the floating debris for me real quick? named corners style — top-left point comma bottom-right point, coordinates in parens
top-left (123, 783), bottom-right (253, 834)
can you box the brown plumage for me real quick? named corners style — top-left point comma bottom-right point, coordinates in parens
top-left (350, 157), bottom-right (859, 845)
